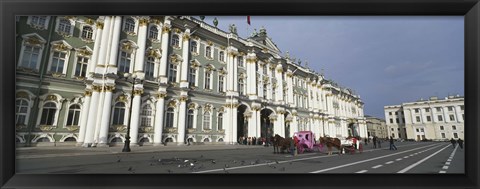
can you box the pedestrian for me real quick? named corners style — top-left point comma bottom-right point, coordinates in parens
top-left (364, 138), bottom-right (368, 146)
top-left (450, 138), bottom-right (456, 148)
top-left (252, 137), bottom-right (257, 145)
top-left (352, 137), bottom-right (358, 149)
top-left (377, 138), bottom-right (381, 148)
top-left (372, 136), bottom-right (377, 148)
top-left (457, 138), bottom-right (463, 149)
top-left (389, 136), bottom-right (397, 150)
top-left (293, 136), bottom-right (299, 156)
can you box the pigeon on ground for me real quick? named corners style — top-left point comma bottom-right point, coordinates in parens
top-left (128, 167), bottom-right (133, 172)
top-left (211, 160), bottom-right (216, 164)
top-left (225, 164), bottom-right (229, 168)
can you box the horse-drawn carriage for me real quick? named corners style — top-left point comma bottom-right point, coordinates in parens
top-left (319, 136), bottom-right (363, 155)
top-left (293, 131), bottom-right (322, 154)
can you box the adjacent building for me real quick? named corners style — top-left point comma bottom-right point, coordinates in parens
top-left (15, 16), bottom-right (367, 147)
top-left (384, 95), bottom-right (464, 141)
top-left (365, 115), bottom-right (388, 139)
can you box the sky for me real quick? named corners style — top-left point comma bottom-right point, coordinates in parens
top-left (197, 16), bottom-right (464, 119)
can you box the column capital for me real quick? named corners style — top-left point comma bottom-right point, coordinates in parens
top-left (139, 18), bottom-right (149, 26)
top-left (155, 93), bottom-right (167, 99)
top-left (105, 86), bottom-right (115, 92)
top-left (84, 90), bottom-right (92, 97)
top-left (133, 89), bottom-right (144, 96)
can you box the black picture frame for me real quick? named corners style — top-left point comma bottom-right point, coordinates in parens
top-left (1, 0), bottom-right (478, 188)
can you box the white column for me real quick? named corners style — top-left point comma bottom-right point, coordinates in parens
top-left (232, 105), bottom-right (238, 144)
top-left (275, 64), bottom-right (284, 103)
top-left (287, 72), bottom-right (294, 105)
top-left (134, 18), bottom-right (148, 72)
top-left (256, 109), bottom-right (261, 138)
top-left (224, 106), bottom-right (232, 143)
top-left (177, 97), bottom-right (187, 144)
top-left (93, 87), bottom-right (105, 145)
top-left (246, 53), bottom-right (257, 99)
top-left (248, 109), bottom-right (258, 137)
top-left (96, 16), bottom-right (111, 67)
top-left (158, 22), bottom-right (171, 83)
top-left (98, 87), bottom-right (114, 146)
top-left (272, 116), bottom-right (280, 136)
top-left (129, 90), bottom-right (143, 146)
top-left (77, 90), bottom-right (91, 145)
top-left (180, 29), bottom-right (190, 88)
top-left (88, 20), bottom-right (104, 75)
top-left (83, 86), bottom-right (101, 146)
top-left (153, 93), bottom-right (166, 145)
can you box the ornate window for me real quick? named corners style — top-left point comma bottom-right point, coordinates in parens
top-left (171, 34), bottom-right (180, 48)
top-left (57, 18), bottom-right (72, 34)
top-left (148, 25), bottom-right (159, 40)
top-left (203, 109), bottom-right (211, 130)
top-left (238, 78), bottom-right (245, 96)
top-left (16, 99), bottom-right (29, 125)
top-left (187, 109), bottom-right (194, 129)
top-left (218, 75), bottom-right (224, 92)
top-left (204, 70), bottom-right (211, 89)
top-left (28, 16), bottom-right (49, 29)
top-left (74, 56), bottom-right (89, 78)
top-left (205, 46), bottom-right (212, 59)
top-left (190, 41), bottom-right (198, 54)
top-left (81, 26), bottom-right (93, 40)
top-left (118, 51), bottom-right (132, 73)
top-left (20, 45), bottom-right (42, 70)
top-left (188, 67), bottom-right (196, 87)
top-left (66, 104), bottom-right (81, 126)
top-left (49, 51), bottom-right (67, 73)
top-left (140, 105), bottom-right (153, 127)
top-left (124, 18), bottom-right (136, 33)
top-left (237, 56), bottom-right (244, 67)
top-left (219, 51), bottom-right (225, 62)
top-left (112, 102), bottom-right (126, 125)
top-left (168, 62), bottom-right (177, 83)
top-left (263, 84), bottom-right (268, 99)
top-left (144, 57), bottom-right (155, 81)
top-left (40, 102), bottom-right (57, 125)
top-left (217, 113), bottom-right (223, 130)
top-left (165, 107), bottom-right (175, 128)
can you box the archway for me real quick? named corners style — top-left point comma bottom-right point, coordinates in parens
top-left (284, 112), bottom-right (291, 138)
top-left (260, 108), bottom-right (274, 140)
top-left (237, 104), bottom-right (248, 140)
top-left (348, 122), bottom-right (359, 137)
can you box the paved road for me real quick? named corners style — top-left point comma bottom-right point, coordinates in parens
top-left (16, 141), bottom-right (464, 174)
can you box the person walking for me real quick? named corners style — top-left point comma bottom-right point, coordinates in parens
top-left (450, 138), bottom-right (456, 148)
top-left (457, 138), bottom-right (463, 149)
top-left (377, 138), bottom-right (381, 148)
top-left (389, 136), bottom-right (397, 150)
top-left (372, 136), bottom-right (377, 149)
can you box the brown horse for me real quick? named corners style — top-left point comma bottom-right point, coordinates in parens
top-left (272, 134), bottom-right (292, 154)
top-left (319, 137), bottom-right (342, 155)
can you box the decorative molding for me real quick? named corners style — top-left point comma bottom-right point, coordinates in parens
top-left (66, 125), bottom-right (79, 131)
top-left (16, 91), bottom-right (30, 99)
top-left (133, 89), bottom-right (144, 96)
top-left (117, 95), bottom-right (128, 103)
top-left (179, 96), bottom-right (188, 102)
top-left (39, 125), bottom-right (54, 131)
top-left (139, 19), bottom-right (149, 26)
top-left (167, 100), bottom-right (177, 108)
top-left (162, 26), bottom-right (171, 32)
top-left (105, 86), bottom-right (115, 92)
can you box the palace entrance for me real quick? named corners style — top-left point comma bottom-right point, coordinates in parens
top-left (237, 104), bottom-right (248, 139)
top-left (260, 108), bottom-right (274, 139)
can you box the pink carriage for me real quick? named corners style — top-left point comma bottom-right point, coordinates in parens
top-left (293, 131), bottom-right (322, 154)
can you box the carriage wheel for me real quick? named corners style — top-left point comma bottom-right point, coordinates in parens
top-left (297, 144), bottom-right (304, 154)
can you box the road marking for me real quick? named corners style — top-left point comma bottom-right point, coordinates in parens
top-left (396, 158), bottom-right (402, 161)
top-left (310, 143), bottom-right (440, 173)
top-left (445, 162), bottom-right (450, 165)
top-left (409, 154), bottom-right (414, 157)
top-left (439, 171), bottom-right (446, 173)
top-left (438, 145), bottom-right (458, 174)
top-left (442, 166), bottom-right (449, 169)
top-left (356, 170), bottom-right (368, 173)
top-left (397, 144), bottom-right (451, 173)
top-left (403, 156), bottom-right (409, 158)
top-left (385, 161), bottom-right (394, 164)
top-left (372, 165), bottom-right (383, 169)
top-left (447, 159), bottom-right (451, 162)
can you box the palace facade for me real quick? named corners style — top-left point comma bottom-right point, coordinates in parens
top-left (15, 16), bottom-right (366, 147)
top-left (384, 95), bottom-right (464, 141)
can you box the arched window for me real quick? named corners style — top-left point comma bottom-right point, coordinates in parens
top-left (124, 18), bottom-right (135, 33)
top-left (205, 46), bottom-right (212, 58)
top-left (187, 109), bottom-right (194, 129)
top-left (148, 26), bottom-right (158, 40)
top-left (165, 107), bottom-right (174, 128)
top-left (203, 110), bottom-right (211, 130)
top-left (171, 34), bottom-right (180, 47)
top-left (217, 113), bottom-right (223, 130)
top-left (40, 102), bottom-right (56, 125)
top-left (58, 18), bottom-right (71, 34)
top-left (203, 138), bottom-right (210, 142)
top-left (140, 105), bottom-right (153, 127)
top-left (112, 102), bottom-right (126, 125)
top-left (30, 16), bottom-right (47, 28)
top-left (16, 99), bottom-right (29, 125)
top-left (190, 41), bottom-right (198, 53)
top-left (81, 26), bottom-right (93, 40)
top-left (66, 104), bottom-right (81, 126)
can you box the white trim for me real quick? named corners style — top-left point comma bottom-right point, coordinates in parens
top-left (18, 33), bottom-right (46, 70)
top-left (47, 40), bottom-right (73, 76)
top-left (71, 46), bottom-right (92, 78)
top-left (27, 16), bottom-right (51, 30)
top-left (54, 17), bottom-right (76, 37)
top-left (122, 17), bottom-right (139, 36)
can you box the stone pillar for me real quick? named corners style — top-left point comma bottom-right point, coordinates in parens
top-left (134, 18), bottom-right (148, 73)
top-left (88, 20), bottom-right (104, 75)
top-left (83, 85), bottom-right (102, 147)
top-left (153, 93), bottom-right (166, 145)
top-left (286, 70), bottom-right (294, 106)
top-left (248, 104), bottom-right (260, 137)
top-left (177, 96), bottom-right (188, 145)
top-left (275, 64), bottom-right (284, 104)
top-left (158, 19), bottom-right (172, 84)
top-left (77, 90), bottom-right (92, 145)
top-left (246, 52), bottom-right (257, 100)
top-left (96, 16), bottom-right (111, 68)
top-left (129, 89), bottom-right (143, 146)
top-left (180, 29), bottom-right (191, 88)
top-left (97, 86), bottom-right (115, 146)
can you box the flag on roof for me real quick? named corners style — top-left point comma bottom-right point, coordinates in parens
top-left (247, 16), bottom-right (251, 25)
